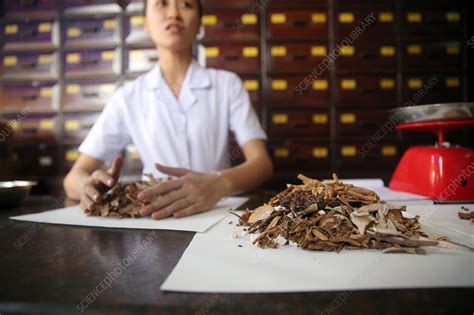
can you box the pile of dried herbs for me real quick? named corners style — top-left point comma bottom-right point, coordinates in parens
top-left (85, 174), bottom-right (165, 219)
top-left (239, 174), bottom-right (471, 255)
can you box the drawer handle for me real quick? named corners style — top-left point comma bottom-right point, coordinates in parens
top-left (293, 21), bottom-right (308, 27)
top-left (360, 52), bottom-right (377, 59)
top-left (362, 88), bottom-right (376, 94)
top-left (362, 122), bottom-right (377, 128)
top-left (20, 30), bottom-right (38, 38)
top-left (427, 52), bottom-right (442, 58)
top-left (80, 59), bottom-right (99, 65)
top-left (224, 55), bottom-right (240, 61)
top-left (21, 62), bottom-right (38, 69)
top-left (21, 95), bottom-right (38, 101)
top-left (83, 27), bottom-right (100, 33)
top-left (293, 54), bottom-right (308, 61)
top-left (223, 22), bottom-right (236, 28)
top-left (82, 92), bottom-right (99, 98)
top-left (290, 122), bottom-right (310, 128)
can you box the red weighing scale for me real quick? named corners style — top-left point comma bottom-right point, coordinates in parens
top-left (389, 103), bottom-right (474, 202)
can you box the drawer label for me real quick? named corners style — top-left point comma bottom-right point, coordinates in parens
top-left (66, 150), bottom-right (79, 161)
top-left (408, 79), bottom-right (423, 89)
top-left (40, 87), bottom-right (53, 98)
top-left (380, 79), bottom-right (395, 89)
top-left (205, 47), bottom-right (220, 58)
top-left (243, 47), bottom-right (259, 58)
top-left (202, 15), bottom-right (218, 25)
top-left (101, 51), bottom-right (115, 61)
top-left (446, 45), bottom-right (459, 55)
top-left (274, 148), bottom-right (289, 158)
top-left (272, 114), bottom-right (288, 124)
top-left (67, 84), bottom-right (81, 95)
top-left (5, 24), bottom-right (18, 35)
top-left (65, 119), bottom-right (81, 130)
top-left (3, 56), bottom-right (18, 66)
top-left (311, 46), bottom-right (327, 56)
top-left (445, 77), bottom-right (460, 88)
top-left (380, 46), bottom-right (395, 56)
top-left (103, 19), bottom-right (117, 29)
top-left (341, 79), bottom-right (357, 90)
top-left (38, 54), bottom-right (52, 64)
top-left (272, 80), bottom-right (288, 90)
top-left (313, 80), bottom-right (328, 90)
top-left (271, 46), bottom-right (287, 56)
top-left (340, 46), bottom-right (355, 56)
top-left (38, 22), bottom-right (52, 33)
top-left (446, 11), bottom-right (460, 22)
top-left (271, 13), bottom-right (287, 24)
top-left (339, 12), bottom-right (354, 23)
top-left (131, 16), bottom-right (144, 26)
top-left (67, 53), bottom-right (81, 64)
top-left (244, 80), bottom-right (259, 91)
top-left (340, 113), bottom-right (356, 124)
top-left (407, 12), bottom-right (422, 23)
top-left (67, 27), bottom-right (81, 38)
top-left (313, 114), bottom-right (328, 124)
top-left (40, 119), bottom-right (54, 130)
top-left (312, 13), bottom-right (326, 23)
top-left (242, 14), bottom-right (258, 25)
top-left (381, 145), bottom-right (397, 156)
top-left (378, 12), bottom-right (394, 23)
top-left (407, 44), bottom-right (422, 55)
top-left (341, 146), bottom-right (357, 157)
top-left (313, 147), bottom-right (328, 158)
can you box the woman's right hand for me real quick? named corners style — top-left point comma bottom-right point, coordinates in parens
top-left (79, 156), bottom-right (123, 212)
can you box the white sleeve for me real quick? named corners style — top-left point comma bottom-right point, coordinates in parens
top-left (228, 73), bottom-right (267, 147)
top-left (78, 89), bottom-right (131, 162)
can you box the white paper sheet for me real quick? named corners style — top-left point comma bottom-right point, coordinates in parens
top-left (161, 209), bottom-right (474, 293)
top-left (341, 179), bottom-right (430, 202)
top-left (10, 197), bottom-right (248, 233)
top-left (406, 204), bottom-right (474, 239)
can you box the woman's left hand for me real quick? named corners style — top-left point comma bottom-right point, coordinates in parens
top-left (137, 164), bottom-right (228, 220)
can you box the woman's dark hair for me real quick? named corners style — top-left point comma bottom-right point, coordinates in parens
top-left (143, 0), bottom-right (203, 17)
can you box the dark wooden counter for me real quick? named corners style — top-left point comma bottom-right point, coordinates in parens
top-left (0, 194), bottom-right (472, 315)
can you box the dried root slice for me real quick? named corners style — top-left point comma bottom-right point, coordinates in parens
top-left (458, 211), bottom-right (474, 223)
top-left (240, 174), bottom-right (454, 255)
top-left (85, 174), bottom-right (167, 219)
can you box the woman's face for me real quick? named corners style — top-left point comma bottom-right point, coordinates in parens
top-left (144, 0), bottom-right (200, 52)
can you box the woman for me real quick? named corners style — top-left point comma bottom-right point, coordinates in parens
top-left (63, 0), bottom-right (273, 220)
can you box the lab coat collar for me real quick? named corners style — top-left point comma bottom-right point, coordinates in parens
top-left (145, 60), bottom-right (211, 91)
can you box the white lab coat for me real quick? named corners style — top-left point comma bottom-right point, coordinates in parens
top-left (78, 61), bottom-right (267, 177)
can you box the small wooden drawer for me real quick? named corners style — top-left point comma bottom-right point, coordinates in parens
top-left (336, 141), bottom-right (400, 170)
top-left (3, 1), bottom-right (56, 18)
top-left (125, 48), bottom-right (159, 74)
top-left (63, 112), bottom-right (100, 144)
top-left (63, 48), bottom-right (120, 78)
top-left (266, 75), bottom-right (330, 108)
top-left (267, 43), bottom-right (328, 74)
top-left (3, 114), bottom-right (57, 142)
top-left (63, 17), bottom-right (120, 48)
top-left (269, 139), bottom-right (330, 170)
top-left (1, 51), bottom-right (57, 81)
top-left (336, 42), bottom-right (397, 72)
top-left (203, 44), bottom-right (260, 74)
top-left (125, 15), bottom-right (153, 45)
top-left (62, 80), bottom-right (118, 112)
top-left (267, 11), bottom-right (328, 40)
top-left (0, 82), bottom-right (57, 113)
top-left (2, 21), bottom-right (56, 50)
top-left (267, 110), bottom-right (330, 137)
top-left (335, 75), bottom-right (397, 107)
top-left (400, 9), bottom-right (463, 39)
top-left (63, 0), bottom-right (121, 15)
top-left (402, 74), bottom-right (463, 105)
top-left (240, 76), bottom-right (261, 105)
top-left (201, 11), bottom-right (260, 42)
top-left (335, 10), bottom-right (396, 39)
top-left (336, 110), bottom-right (395, 138)
top-left (14, 143), bottom-right (58, 176)
top-left (401, 41), bottom-right (462, 71)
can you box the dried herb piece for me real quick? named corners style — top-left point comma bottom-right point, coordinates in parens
top-left (458, 211), bottom-right (474, 224)
top-left (240, 174), bottom-right (473, 255)
top-left (85, 174), bottom-right (166, 219)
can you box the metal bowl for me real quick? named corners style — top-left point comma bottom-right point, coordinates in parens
top-left (0, 181), bottom-right (37, 209)
top-left (389, 102), bottom-right (474, 124)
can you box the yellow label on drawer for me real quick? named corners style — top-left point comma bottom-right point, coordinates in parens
top-left (38, 22), bottom-right (52, 33)
top-left (341, 146), bottom-right (357, 157)
top-left (311, 46), bottom-right (327, 56)
top-left (313, 114), bottom-right (328, 124)
top-left (341, 79), bottom-right (357, 90)
top-left (446, 45), bottom-right (460, 55)
top-left (380, 78), bottom-right (395, 89)
top-left (66, 53), bottom-right (81, 64)
top-left (407, 44), bottom-right (422, 55)
top-left (131, 16), bottom-right (144, 26)
top-left (244, 80), bottom-right (259, 91)
top-left (271, 46), bottom-right (287, 56)
top-left (66, 150), bottom-right (79, 161)
top-left (271, 13), bottom-right (287, 24)
top-left (408, 79), bottom-right (423, 89)
top-left (313, 80), bottom-right (328, 90)
top-left (66, 84), bottom-right (81, 95)
top-left (274, 147), bottom-right (289, 158)
top-left (65, 119), bottom-right (81, 130)
top-left (242, 14), bottom-right (258, 25)
top-left (67, 27), bottom-right (81, 38)
top-left (340, 45), bottom-right (355, 56)
top-left (101, 51), bottom-right (114, 61)
top-left (341, 113), bottom-right (356, 124)
top-left (313, 147), bottom-right (328, 158)
top-left (5, 24), bottom-right (18, 34)
top-left (205, 47), bottom-right (220, 58)
top-left (445, 77), bottom-right (460, 88)
top-left (9, 120), bottom-right (20, 130)
top-left (379, 12), bottom-right (394, 22)
top-left (381, 145), bottom-right (397, 156)
top-left (339, 12), bottom-right (354, 23)
top-left (3, 56), bottom-right (17, 66)
top-left (380, 46), bottom-right (395, 56)
top-left (40, 119), bottom-right (54, 130)
top-left (243, 47), bottom-right (259, 58)
top-left (272, 114), bottom-right (288, 124)
top-left (202, 15), bottom-right (218, 25)
top-left (103, 19), bottom-right (117, 29)
top-left (312, 13), bottom-right (326, 23)
top-left (100, 84), bottom-right (115, 93)
top-left (407, 12), bottom-right (422, 23)
top-left (272, 80), bottom-right (288, 90)
top-left (40, 87), bottom-right (53, 98)
top-left (446, 11), bottom-right (460, 22)
top-left (38, 54), bottom-right (52, 64)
